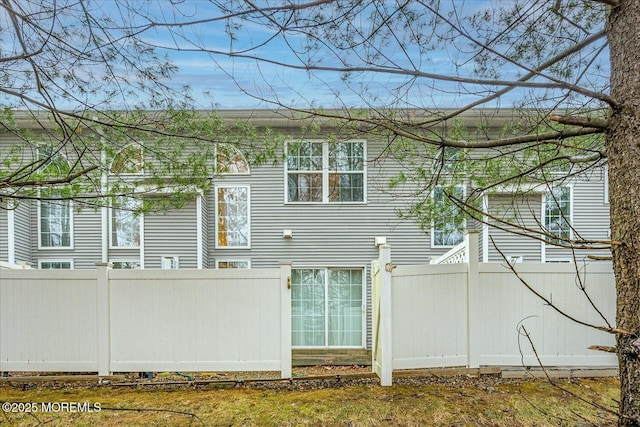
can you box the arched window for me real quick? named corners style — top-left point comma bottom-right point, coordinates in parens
top-left (110, 145), bottom-right (143, 174)
top-left (38, 146), bottom-right (70, 175)
top-left (216, 144), bottom-right (249, 174)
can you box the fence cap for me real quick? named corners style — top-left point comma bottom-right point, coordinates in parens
top-left (95, 262), bottom-right (113, 268)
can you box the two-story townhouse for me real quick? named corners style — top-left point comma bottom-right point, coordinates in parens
top-left (0, 109), bottom-right (611, 351)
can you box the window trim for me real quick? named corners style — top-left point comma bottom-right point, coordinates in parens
top-left (37, 197), bottom-right (74, 250)
top-left (214, 184), bottom-right (251, 249)
top-left (109, 197), bottom-right (142, 249)
top-left (284, 140), bottom-right (367, 204)
top-left (430, 184), bottom-right (467, 248)
top-left (543, 185), bottom-right (573, 246)
top-left (38, 259), bottom-right (73, 269)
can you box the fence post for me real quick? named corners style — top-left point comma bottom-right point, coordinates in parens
top-left (379, 245), bottom-right (393, 386)
top-left (95, 262), bottom-right (112, 376)
top-left (280, 262), bottom-right (292, 379)
top-left (465, 230), bottom-right (481, 368)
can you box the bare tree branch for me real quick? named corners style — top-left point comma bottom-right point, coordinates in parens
top-left (492, 236), bottom-right (628, 335)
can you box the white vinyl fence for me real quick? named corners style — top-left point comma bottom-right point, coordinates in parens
top-left (0, 263), bottom-right (292, 377)
top-left (0, 240), bottom-right (617, 386)
top-left (373, 231), bottom-right (617, 385)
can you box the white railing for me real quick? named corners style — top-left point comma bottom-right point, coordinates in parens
top-left (430, 240), bottom-right (467, 264)
top-left (0, 261), bottom-right (31, 269)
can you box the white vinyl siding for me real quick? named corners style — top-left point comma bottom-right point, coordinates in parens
top-left (485, 193), bottom-right (542, 262)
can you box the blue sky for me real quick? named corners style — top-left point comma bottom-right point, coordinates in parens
top-left (120, 1), bottom-right (511, 110)
top-left (2, 1), bottom-right (610, 112)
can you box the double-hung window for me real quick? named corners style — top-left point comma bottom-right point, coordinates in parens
top-left (39, 191), bottom-right (73, 248)
top-left (432, 185), bottom-right (465, 247)
top-left (215, 185), bottom-right (250, 248)
top-left (286, 141), bottom-right (365, 203)
top-left (544, 186), bottom-right (571, 243)
top-left (111, 196), bottom-right (141, 248)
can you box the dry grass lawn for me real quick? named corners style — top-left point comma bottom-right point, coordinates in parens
top-left (0, 376), bottom-right (619, 426)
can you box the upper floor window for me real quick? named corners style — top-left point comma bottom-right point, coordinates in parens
top-left (39, 191), bottom-right (73, 248)
top-left (544, 186), bottom-right (571, 243)
top-left (215, 185), bottom-right (250, 248)
top-left (286, 141), bottom-right (365, 203)
top-left (110, 196), bottom-right (141, 248)
top-left (110, 145), bottom-right (143, 174)
top-left (216, 144), bottom-right (250, 174)
top-left (432, 185), bottom-right (465, 247)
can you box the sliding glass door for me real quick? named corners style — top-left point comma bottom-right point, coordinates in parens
top-left (291, 268), bottom-right (364, 347)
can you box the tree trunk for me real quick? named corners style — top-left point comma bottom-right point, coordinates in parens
top-left (607, 1), bottom-right (640, 425)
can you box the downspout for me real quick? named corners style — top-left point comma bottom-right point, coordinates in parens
top-left (7, 203), bottom-right (15, 264)
top-left (100, 147), bottom-right (108, 263)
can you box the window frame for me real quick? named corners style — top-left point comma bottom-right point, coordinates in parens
top-left (38, 195), bottom-right (74, 250)
top-left (109, 197), bottom-right (142, 249)
top-left (431, 184), bottom-right (467, 248)
top-left (543, 186), bottom-right (573, 245)
top-left (214, 184), bottom-right (251, 249)
top-left (285, 140), bottom-right (367, 204)
top-left (38, 259), bottom-right (73, 269)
